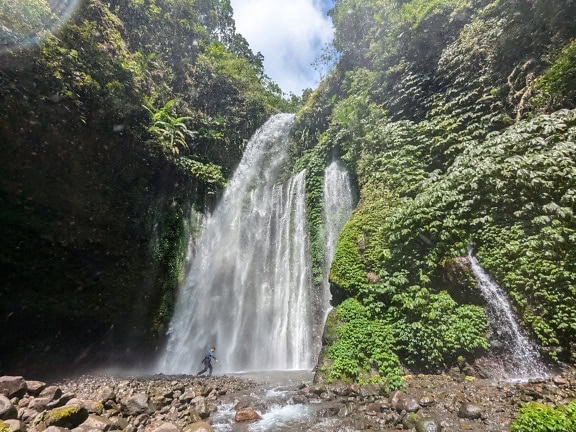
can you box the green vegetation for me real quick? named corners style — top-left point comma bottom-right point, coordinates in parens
top-left (325, 298), bottom-right (403, 389)
top-left (511, 401), bottom-right (576, 432)
top-left (294, 0), bottom-right (576, 381)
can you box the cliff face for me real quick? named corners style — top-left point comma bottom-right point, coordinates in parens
top-left (0, 0), bottom-right (292, 374)
top-left (291, 0), bottom-right (576, 385)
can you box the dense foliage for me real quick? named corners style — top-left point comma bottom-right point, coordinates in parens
top-left (511, 401), bottom-right (576, 432)
top-left (293, 0), bottom-right (576, 381)
top-left (0, 0), bottom-right (297, 371)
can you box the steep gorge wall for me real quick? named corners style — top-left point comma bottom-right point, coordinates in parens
top-left (291, 0), bottom-right (576, 386)
top-left (0, 0), bottom-right (290, 375)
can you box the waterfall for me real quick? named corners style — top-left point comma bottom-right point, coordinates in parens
top-left (320, 160), bottom-right (354, 318)
top-left (157, 114), bottom-right (317, 374)
top-left (468, 252), bottom-right (548, 381)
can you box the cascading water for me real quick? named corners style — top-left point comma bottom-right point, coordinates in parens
top-left (320, 160), bottom-right (354, 318)
top-left (157, 114), bottom-right (317, 374)
top-left (468, 252), bottom-right (548, 381)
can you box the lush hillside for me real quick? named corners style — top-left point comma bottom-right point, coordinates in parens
top-left (0, 0), bottom-right (296, 374)
top-left (291, 0), bottom-right (576, 387)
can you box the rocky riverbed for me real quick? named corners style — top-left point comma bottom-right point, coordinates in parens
top-left (1, 369), bottom-right (575, 432)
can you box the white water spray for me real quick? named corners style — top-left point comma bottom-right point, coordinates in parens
top-left (468, 252), bottom-right (548, 380)
top-left (321, 160), bottom-right (354, 317)
top-left (157, 114), bottom-right (316, 373)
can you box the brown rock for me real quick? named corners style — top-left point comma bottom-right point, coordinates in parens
top-left (39, 387), bottom-right (62, 402)
top-left (0, 396), bottom-right (17, 420)
top-left (4, 419), bottom-right (26, 432)
top-left (234, 409), bottom-right (261, 422)
top-left (0, 378), bottom-right (27, 399)
top-left (183, 422), bottom-right (213, 432)
top-left (29, 398), bottom-right (52, 412)
top-left (25, 382), bottom-right (46, 397)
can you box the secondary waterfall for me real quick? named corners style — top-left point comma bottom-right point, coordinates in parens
top-left (468, 253), bottom-right (548, 381)
top-left (320, 160), bottom-right (354, 318)
top-left (157, 114), bottom-right (317, 373)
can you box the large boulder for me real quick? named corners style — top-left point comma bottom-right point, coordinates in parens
top-left (0, 378), bottom-right (27, 399)
top-left (123, 393), bottom-right (151, 416)
top-left (0, 396), bottom-right (17, 420)
top-left (390, 392), bottom-right (420, 413)
top-left (34, 405), bottom-right (89, 430)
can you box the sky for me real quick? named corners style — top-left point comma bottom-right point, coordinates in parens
top-left (229, 0), bottom-right (335, 95)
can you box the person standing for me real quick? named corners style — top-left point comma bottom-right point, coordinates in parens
top-left (197, 346), bottom-right (217, 376)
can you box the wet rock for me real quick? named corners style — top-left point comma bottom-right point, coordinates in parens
top-left (415, 417), bottom-right (441, 432)
top-left (0, 396), bottom-right (17, 420)
top-left (458, 402), bottom-right (483, 419)
top-left (0, 378), bottom-right (27, 399)
top-left (233, 401), bottom-right (254, 411)
top-left (291, 395), bottom-right (307, 404)
top-left (234, 409), bottom-right (261, 422)
top-left (183, 422), bottom-right (213, 432)
top-left (316, 407), bottom-right (339, 417)
top-left (552, 376), bottom-right (568, 386)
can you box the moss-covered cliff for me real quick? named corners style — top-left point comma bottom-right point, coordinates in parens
top-left (0, 0), bottom-right (296, 374)
top-left (291, 0), bottom-right (576, 385)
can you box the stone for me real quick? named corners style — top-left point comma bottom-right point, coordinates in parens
top-left (391, 394), bottom-right (420, 413)
top-left (25, 382), bottom-right (46, 397)
top-left (365, 403), bottom-right (382, 414)
top-left (0, 378), bottom-right (27, 399)
top-left (458, 402), bottom-right (483, 420)
top-left (151, 422), bottom-right (180, 432)
top-left (552, 376), bottom-right (568, 386)
top-left (415, 417), bottom-right (441, 432)
top-left (183, 422), bottom-right (213, 432)
top-left (74, 414), bottom-right (118, 432)
top-left (232, 401), bottom-right (253, 411)
top-left (39, 387), bottom-right (63, 402)
top-left (291, 396), bottom-right (307, 404)
top-left (35, 405), bottom-right (89, 430)
top-left (4, 419), bottom-right (26, 432)
top-left (95, 388), bottom-right (115, 404)
top-left (123, 393), bottom-right (150, 416)
top-left (0, 396), bottom-right (17, 420)
top-left (43, 427), bottom-right (71, 432)
top-left (419, 396), bottom-right (435, 407)
top-left (18, 408), bottom-right (39, 423)
top-left (29, 398), bottom-right (52, 412)
top-left (234, 409), bottom-right (261, 422)
top-left (179, 391), bottom-right (196, 403)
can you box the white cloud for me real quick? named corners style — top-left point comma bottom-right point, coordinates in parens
top-left (229, 0), bottom-right (334, 95)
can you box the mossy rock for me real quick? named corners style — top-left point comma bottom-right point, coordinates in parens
top-left (0, 421), bottom-right (10, 432)
top-left (34, 405), bottom-right (88, 430)
top-left (439, 256), bottom-right (484, 306)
